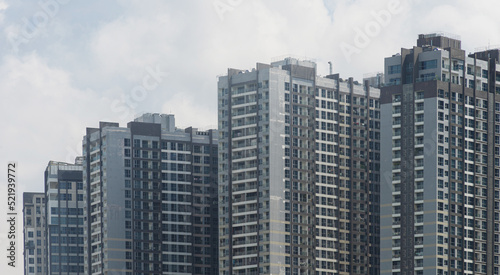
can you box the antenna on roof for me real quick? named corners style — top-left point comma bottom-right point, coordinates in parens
top-left (328, 61), bottom-right (332, 75)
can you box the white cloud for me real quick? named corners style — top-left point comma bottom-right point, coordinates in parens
top-left (3, 0), bottom-right (500, 202)
top-left (0, 0), bottom-right (7, 24)
top-left (0, 52), bottom-right (121, 194)
top-left (161, 92), bottom-right (217, 130)
top-left (3, 0), bottom-right (500, 198)
top-left (0, 52), bottom-right (85, 272)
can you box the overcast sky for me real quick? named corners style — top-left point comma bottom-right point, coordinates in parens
top-left (1, 0), bottom-right (500, 271)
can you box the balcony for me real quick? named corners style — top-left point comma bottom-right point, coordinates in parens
top-left (231, 109), bottom-right (257, 117)
top-left (232, 238), bottom-right (258, 246)
top-left (232, 163), bottom-right (258, 172)
top-left (232, 140), bottom-right (257, 149)
top-left (232, 217), bottom-right (258, 225)
top-left (233, 249), bottom-right (258, 257)
top-left (232, 150), bottom-right (257, 161)
top-left (415, 74), bottom-right (440, 83)
top-left (232, 122), bottom-right (257, 130)
top-left (232, 205), bottom-right (258, 214)
top-left (231, 94), bottom-right (257, 105)
top-left (233, 226), bottom-right (258, 236)
top-left (233, 257), bottom-right (258, 267)
top-left (232, 87), bottom-right (257, 96)
top-left (232, 184), bottom-right (258, 193)
top-left (232, 173), bottom-right (257, 183)
top-left (415, 193), bottom-right (424, 201)
top-left (232, 195), bottom-right (257, 203)
top-left (232, 129), bottom-right (257, 139)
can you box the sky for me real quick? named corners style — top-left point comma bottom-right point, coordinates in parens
top-left (1, 0), bottom-right (500, 271)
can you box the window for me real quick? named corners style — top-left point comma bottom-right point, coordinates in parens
top-left (482, 83), bottom-right (488, 92)
top-left (469, 80), bottom-right (475, 89)
top-left (59, 194), bottom-right (72, 201)
top-left (438, 235), bottom-right (444, 244)
top-left (388, 65), bottom-right (401, 74)
top-left (438, 123), bottom-right (444, 132)
top-left (59, 181), bottom-right (72, 189)
top-left (389, 78), bottom-right (401, 85)
top-left (419, 59), bottom-right (437, 70)
top-left (438, 112), bottom-right (444, 121)
top-left (438, 191), bottom-right (444, 200)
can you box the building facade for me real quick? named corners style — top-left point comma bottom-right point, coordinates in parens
top-left (23, 192), bottom-right (47, 275)
top-left (23, 159), bottom-right (85, 275)
top-left (218, 58), bottom-right (380, 275)
top-left (82, 113), bottom-right (218, 275)
top-left (44, 159), bottom-right (85, 274)
top-left (380, 33), bottom-right (500, 274)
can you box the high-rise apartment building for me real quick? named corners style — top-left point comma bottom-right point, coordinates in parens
top-left (82, 113), bottom-right (218, 275)
top-left (23, 192), bottom-right (47, 275)
top-left (23, 158), bottom-right (84, 275)
top-left (364, 72), bottom-right (385, 89)
top-left (380, 33), bottom-right (500, 274)
top-left (44, 159), bottom-right (85, 274)
top-left (218, 58), bottom-right (380, 275)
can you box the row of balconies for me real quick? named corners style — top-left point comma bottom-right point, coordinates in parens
top-left (231, 106), bottom-right (258, 117)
